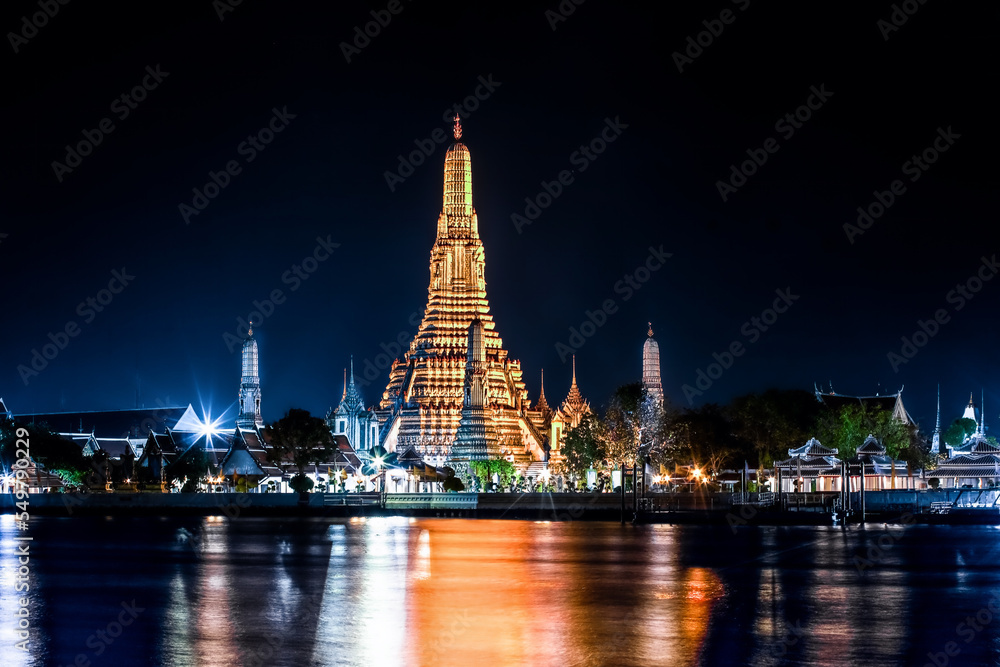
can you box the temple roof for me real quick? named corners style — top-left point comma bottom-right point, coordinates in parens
top-left (813, 385), bottom-right (913, 424)
top-left (788, 438), bottom-right (837, 458)
top-left (94, 437), bottom-right (135, 459)
top-left (535, 369), bottom-right (551, 414)
top-left (856, 435), bottom-right (886, 455)
top-left (220, 436), bottom-right (267, 477)
top-left (338, 357), bottom-right (367, 414)
top-left (14, 405), bottom-right (191, 438)
top-left (561, 356), bottom-right (590, 417)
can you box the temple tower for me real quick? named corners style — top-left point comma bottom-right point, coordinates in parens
top-left (932, 384), bottom-right (942, 455)
top-left (963, 393), bottom-right (979, 424)
top-left (236, 327), bottom-right (262, 429)
top-left (377, 116), bottom-right (546, 466)
top-left (559, 356), bottom-right (591, 429)
top-left (328, 357), bottom-right (379, 451)
top-left (450, 319), bottom-right (501, 463)
top-left (642, 323), bottom-right (663, 403)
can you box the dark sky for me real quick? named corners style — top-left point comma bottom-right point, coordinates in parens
top-left (2, 0), bottom-right (996, 434)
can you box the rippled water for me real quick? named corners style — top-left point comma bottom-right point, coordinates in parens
top-left (4, 514), bottom-right (1000, 666)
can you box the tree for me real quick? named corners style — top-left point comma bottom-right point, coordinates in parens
top-left (600, 383), bottom-right (644, 471)
top-left (168, 447), bottom-right (215, 491)
top-left (814, 403), bottom-right (930, 469)
top-left (944, 418), bottom-right (978, 448)
top-left (469, 459), bottom-right (515, 489)
top-left (729, 389), bottom-right (821, 466)
top-left (0, 419), bottom-right (91, 487)
top-left (667, 404), bottom-right (739, 478)
top-left (264, 409), bottom-right (336, 492)
top-left (442, 472), bottom-right (465, 492)
top-left (561, 412), bottom-right (604, 478)
top-left (289, 474), bottom-right (314, 494)
top-left (638, 392), bottom-right (678, 469)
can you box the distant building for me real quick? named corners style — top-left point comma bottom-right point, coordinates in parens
top-left (642, 323), bottom-right (663, 403)
top-left (326, 358), bottom-right (379, 452)
top-left (813, 383), bottom-right (913, 424)
top-left (773, 436), bottom-right (919, 492)
top-left (236, 326), bottom-right (263, 430)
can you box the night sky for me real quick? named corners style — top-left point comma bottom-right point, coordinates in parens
top-left (2, 1), bottom-right (996, 434)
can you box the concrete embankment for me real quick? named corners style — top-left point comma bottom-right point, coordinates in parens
top-left (3, 490), bottom-right (998, 523)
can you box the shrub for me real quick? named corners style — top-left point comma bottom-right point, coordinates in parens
top-left (289, 474), bottom-right (315, 494)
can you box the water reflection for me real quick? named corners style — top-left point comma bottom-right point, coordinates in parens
top-left (19, 519), bottom-right (1000, 665)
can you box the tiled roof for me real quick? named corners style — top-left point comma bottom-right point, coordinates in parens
top-left (14, 406), bottom-right (191, 438)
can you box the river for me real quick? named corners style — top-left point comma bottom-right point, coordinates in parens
top-left (3, 514), bottom-right (1000, 666)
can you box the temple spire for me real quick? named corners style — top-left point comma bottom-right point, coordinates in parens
top-left (571, 355), bottom-right (577, 386)
top-left (932, 384), bottom-right (942, 454)
top-left (536, 369), bottom-right (550, 414)
top-left (453, 113), bottom-right (462, 140)
top-left (935, 385), bottom-right (941, 431)
top-left (342, 368), bottom-right (347, 401)
top-left (642, 324), bottom-right (664, 403)
top-left (237, 328), bottom-right (262, 429)
top-left (440, 117), bottom-right (475, 233)
top-left (981, 389), bottom-right (986, 435)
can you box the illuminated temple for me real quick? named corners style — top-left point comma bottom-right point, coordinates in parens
top-left (377, 116), bottom-right (576, 472)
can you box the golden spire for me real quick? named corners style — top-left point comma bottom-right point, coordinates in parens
top-left (648, 322), bottom-right (654, 338)
top-left (453, 113), bottom-right (462, 140)
top-left (442, 117), bottom-right (473, 224)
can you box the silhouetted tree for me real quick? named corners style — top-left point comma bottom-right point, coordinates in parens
top-left (264, 409), bottom-right (335, 493)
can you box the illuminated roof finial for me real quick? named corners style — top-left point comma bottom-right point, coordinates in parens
top-left (248, 324), bottom-right (253, 337)
top-left (648, 322), bottom-right (653, 338)
top-left (453, 113), bottom-right (463, 140)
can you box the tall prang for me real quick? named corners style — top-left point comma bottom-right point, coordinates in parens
top-left (237, 327), bottom-right (263, 429)
top-left (377, 116), bottom-right (547, 467)
top-left (642, 322), bottom-right (663, 403)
